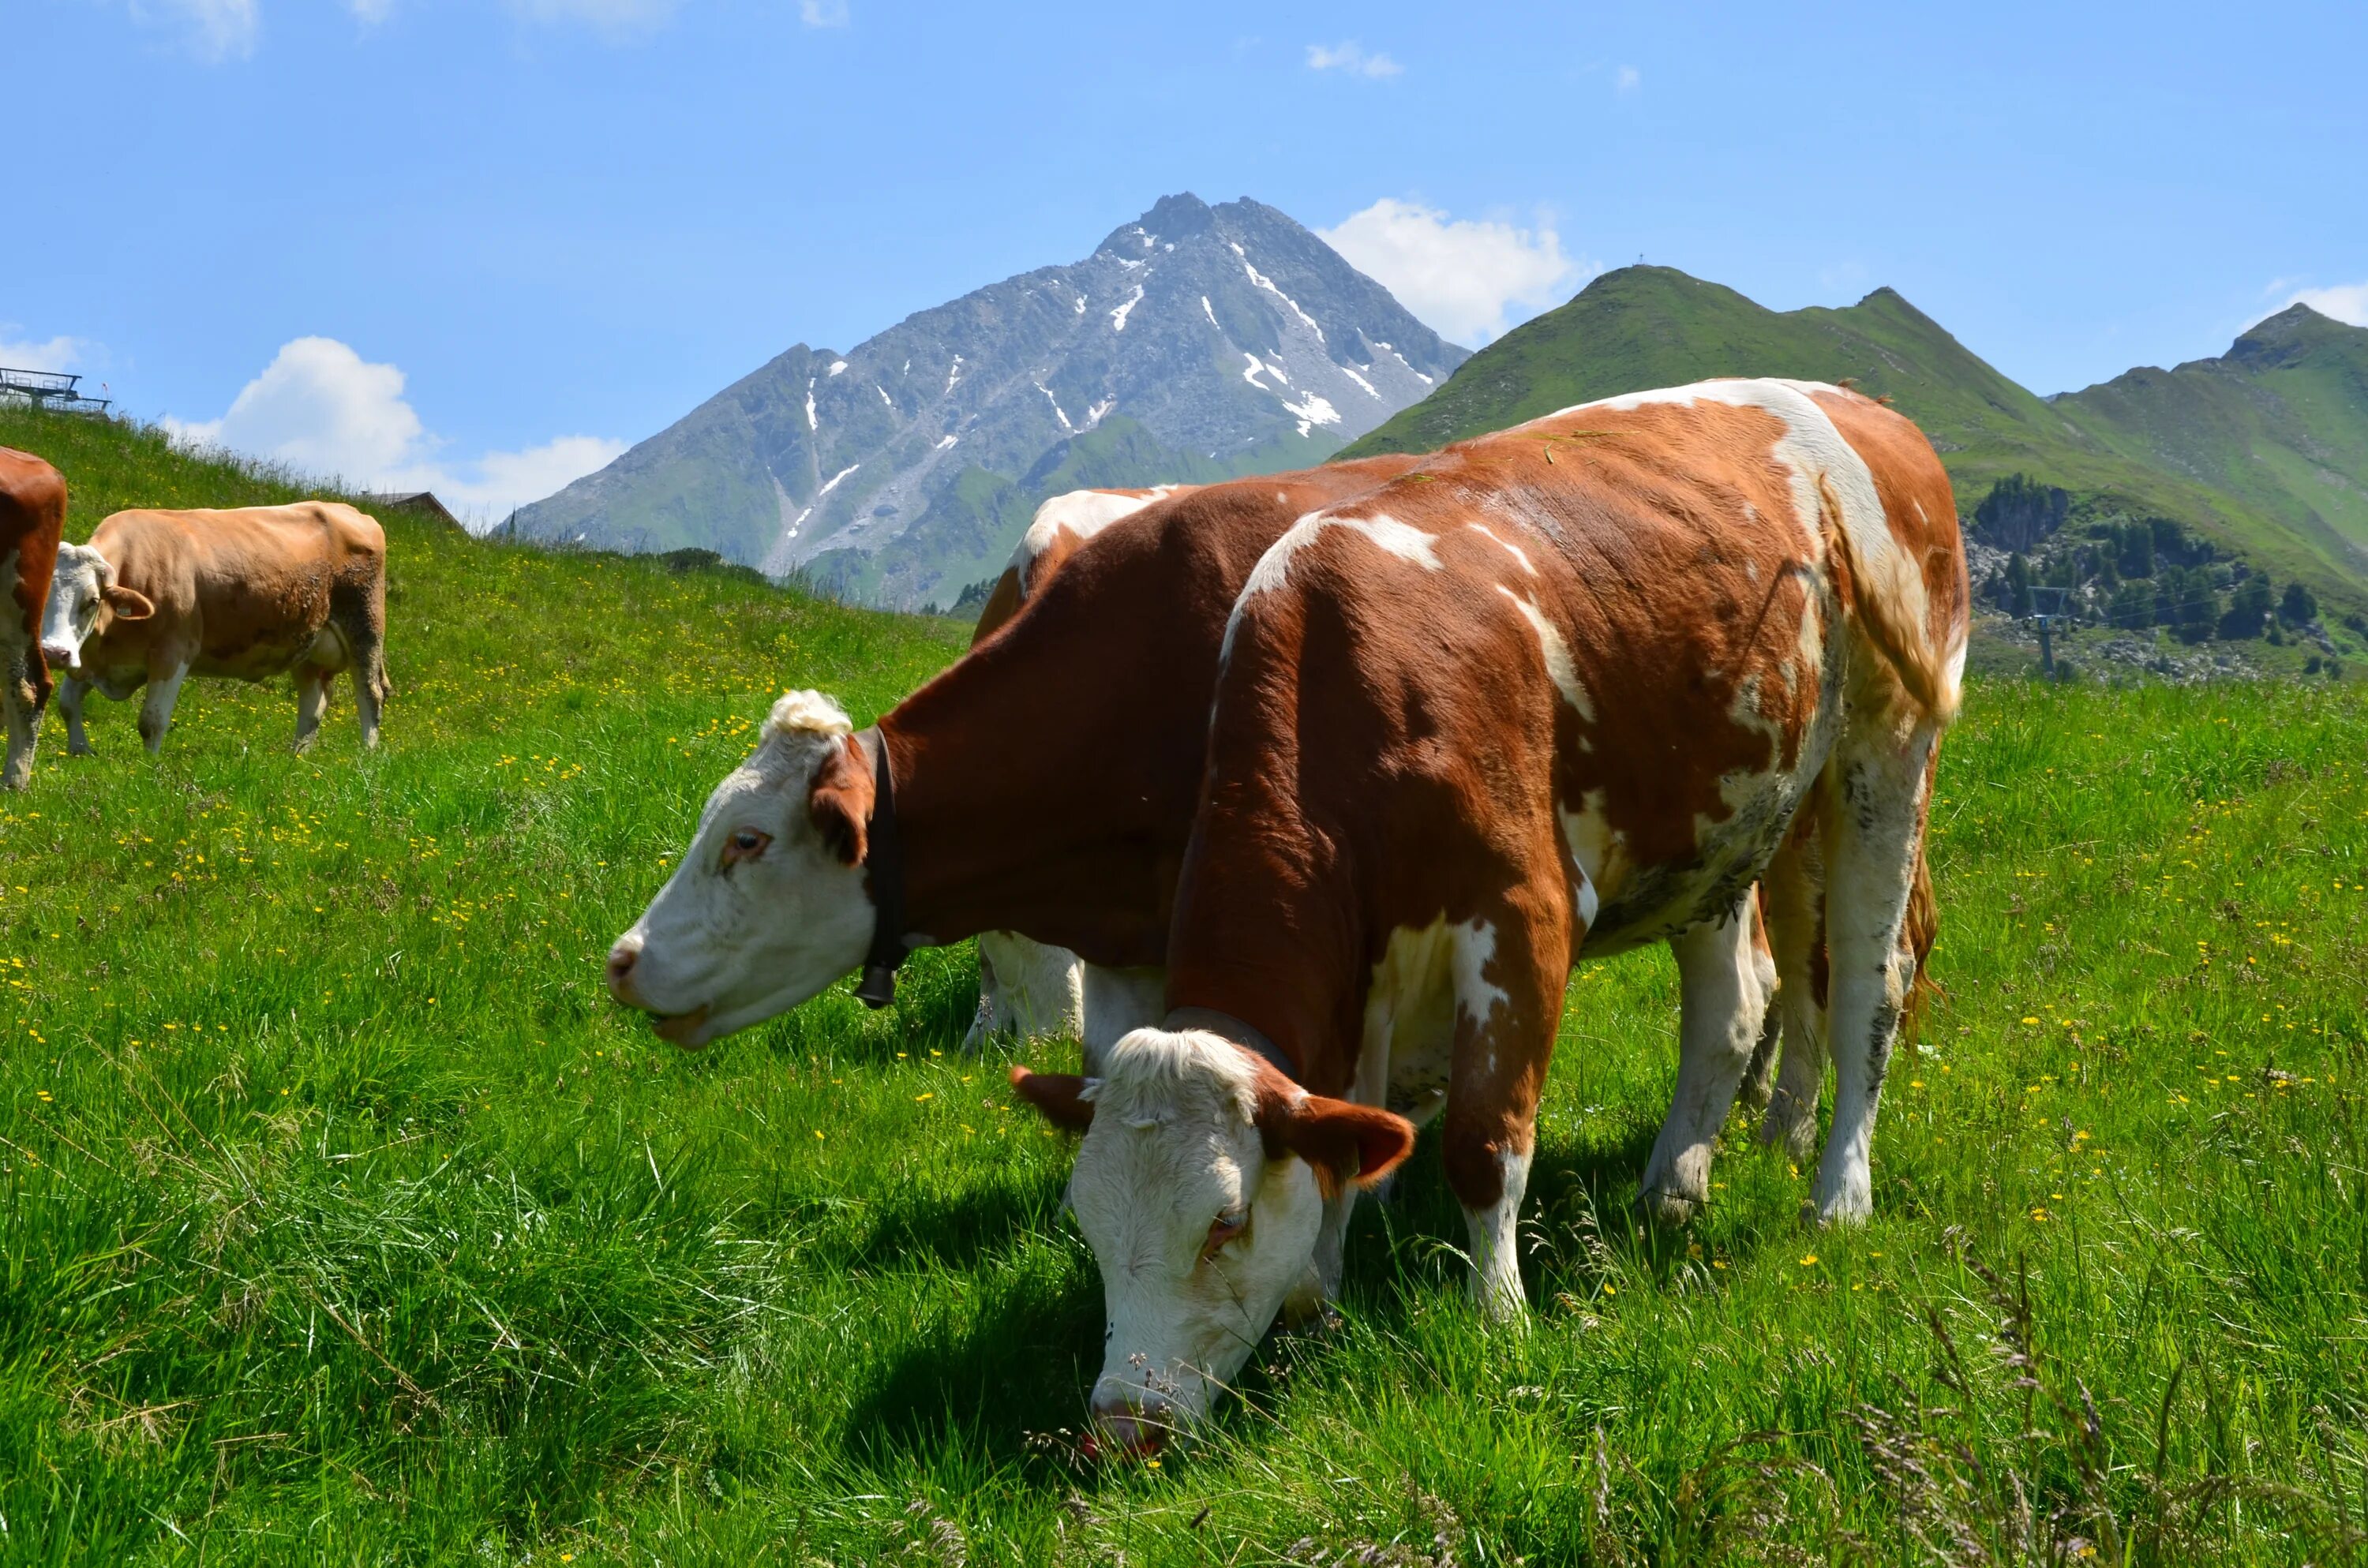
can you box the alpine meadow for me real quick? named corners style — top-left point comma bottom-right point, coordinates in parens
top-left (2, 403), bottom-right (2365, 1564)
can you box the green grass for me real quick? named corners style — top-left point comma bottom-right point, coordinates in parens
top-left (4, 408), bottom-right (2367, 1563)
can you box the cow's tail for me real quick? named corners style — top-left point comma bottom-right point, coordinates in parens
top-left (1817, 472), bottom-right (1967, 729)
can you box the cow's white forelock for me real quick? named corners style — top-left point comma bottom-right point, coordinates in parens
top-left (1092, 1027), bottom-right (1263, 1127)
top-left (766, 688), bottom-right (852, 740)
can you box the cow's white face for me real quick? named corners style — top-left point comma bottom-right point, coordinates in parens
top-left (1015, 1028), bottom-right (1414, 1454)
top-left (606, 691), bottom-right (879, 1050)
top-left (41, 542), bottom-right (153, 672)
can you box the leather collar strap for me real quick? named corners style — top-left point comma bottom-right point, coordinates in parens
top-left (1165, 1006), bottom-right (1298, 1086)
top-left (851, 726), bottom-right (908, 1010)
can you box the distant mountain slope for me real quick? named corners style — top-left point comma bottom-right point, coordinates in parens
top-left (508, 193), bottom-right (1464, 608)
top-left (1344, 267), bottom-right (2368, 608)
top-left (2052, 305), bottom-right (2368, 579)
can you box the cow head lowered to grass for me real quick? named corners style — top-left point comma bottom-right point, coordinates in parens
top-left (605, 690), bottom-right (881, 1048)
top-left (1013, 1029), bottom-right (1414, 1454)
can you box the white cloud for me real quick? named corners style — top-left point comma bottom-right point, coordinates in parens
top-left (166, 337), bottom-right (622, 530)
top-left (1318, 198), bottom-right (1590, 346)
top-left (442, 435), bottom-right (628, 522)
top-left (0, 331), bottom-right (87, 373)
top-left (799, 0), bottom-right (849, 24)
top-left (507, 0), bottom-right (682, 36)
top-left (2284, 281), bottom-right (2368, 327)
top-left (129, 0), bottom-right (258, 60)
top-left (1306, 41), bottom-right (1402, 79)
top-left (345, 0), bottom-right (395, 24)
top-left (1615, 64), bottom-right (1641, 93)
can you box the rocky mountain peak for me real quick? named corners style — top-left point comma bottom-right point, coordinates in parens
top-left (508, 193), bottom-right (1466, 608)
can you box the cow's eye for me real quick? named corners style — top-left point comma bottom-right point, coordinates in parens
top-left (1201, 1210), bottom-right (1248, 1260)
top-left (721, 829), bottom-right (772, 869)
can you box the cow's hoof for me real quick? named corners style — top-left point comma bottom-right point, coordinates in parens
top-left (1808, 1187), bottom-right (1872, 1228)
top-left (67, 741), bottom-right (93, 757)
top-left (1636, 1186), bottom-right (1699, 1229)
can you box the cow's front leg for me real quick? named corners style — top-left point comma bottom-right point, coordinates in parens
top-left (1441, 893), bottom-right (1568, 1323)
top-left (57, 674), bottom-right (93, 756)
top-left (1810, 729), bottom-right (1938, 1225)
top-left (1638, 904), bottom-right (1767, 1226)
top-left (137, 659), bottom-right (189, 754)
top-left (293, 666), bottom-right (330, 753)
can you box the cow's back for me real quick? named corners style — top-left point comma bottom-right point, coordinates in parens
top-left (1183, 382), bottom-right (1954, 1054)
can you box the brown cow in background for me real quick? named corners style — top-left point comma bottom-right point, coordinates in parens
top-left (1, 447), bottom-right (66, 789)
top-left (42, 502), bottom-right (388, 755)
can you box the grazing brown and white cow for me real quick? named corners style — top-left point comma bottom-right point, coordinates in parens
top-left (963, 485), bottom-right (1196, 1056)
top-left (1, 447), bottom-right (66, 790)
top-left (42, 503), bottom-right (389, 755)
top-left (604, 459), bottom-right (1420, 1048)
top-left (1010, 380), bottom-right (1967, 1443)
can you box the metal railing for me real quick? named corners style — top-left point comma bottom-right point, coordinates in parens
top-left (0, 366), bottom-right (111, 416)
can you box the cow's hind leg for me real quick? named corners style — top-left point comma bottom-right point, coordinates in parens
top-left (2, 645), bottom-right (39, 790)
top-left (1638, 903), bottom-right (1767, 1226)
top-left (331, 582), bottom-right (386, 749)
top-left (1809, 727), bottom-right (1939, 1225)
top-left (1757, 823), bottom-right (1829, 1166)
top-left (293, 666), bottom-right (331, 753)
top-left (137, 660), bottom-right (188, 754)
top-left (1441, 889), bottom-right (1570, 1324)
top-left (1734, 894), bottom-right (1785, 1113)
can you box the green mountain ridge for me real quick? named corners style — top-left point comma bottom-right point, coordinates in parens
top-left (1343, 268), bottom-right (2368, 613)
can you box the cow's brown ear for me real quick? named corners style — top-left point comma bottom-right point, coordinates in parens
top-left (1263, 1094), bottom-right (1415, 1199)
top-left (1010, 1065), bottom-right (1096, 1133)
top-left (103, 585), bottom-right (155, 622)
top-left (807, 734), bottom-right (873, 866)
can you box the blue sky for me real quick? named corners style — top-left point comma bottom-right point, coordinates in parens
top-left (10, 0), bottom-right (2365, 522)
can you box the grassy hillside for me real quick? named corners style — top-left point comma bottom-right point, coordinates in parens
top-left (3, 408), bottom-right (2366, 1562)
top-left (1343, 267), bottom-right (2368, 614)
top-left (2057, 305), bottom-right (2368, 571)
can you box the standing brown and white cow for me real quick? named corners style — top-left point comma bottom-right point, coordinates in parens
top-left (1010, 379), bottom-right (1968, 1443)
top-left (962, 485), bottom-right (1196, 1057)
top-left (1, 447), bottom-right (66, 789)
top-left (605, 459), bottom-right (1422, 1048)
top-left (42, 502), bottom-right (389, 756)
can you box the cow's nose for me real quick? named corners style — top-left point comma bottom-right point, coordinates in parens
top-left (40, 645), bottom-right (74, 671)
top-left (605, 937), bottom-right (644, 1005)
top-left (1088, 1397), bottom-right (1171, 1461)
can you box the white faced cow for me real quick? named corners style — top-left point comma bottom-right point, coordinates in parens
top-left (605, 461), bottom-right (1422, 1052)
top-left (42, 502), bottom-right (388, 755)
